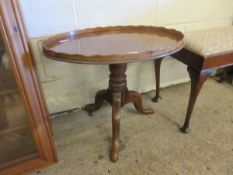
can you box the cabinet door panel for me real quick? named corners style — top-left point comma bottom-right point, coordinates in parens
top-left (0, 37), bottom-right (38, 168)
top-left (0, 0), bottom-right (57, 174)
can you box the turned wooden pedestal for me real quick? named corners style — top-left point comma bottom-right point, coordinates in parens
top-left (84, 64), bottom-right (153, 162)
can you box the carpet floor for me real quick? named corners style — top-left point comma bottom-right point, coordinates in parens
top-left (31, 79), bottom-right (233, 175)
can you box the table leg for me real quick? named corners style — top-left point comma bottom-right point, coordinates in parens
top-left (84, 64), bottom-right (153, 115)
top-left (84, 63), bottom-right (153, 162)
top-left (111, 92), bottom-right (121, 162)
top-left (127, 91), bottom-right (154, 115)
top-left (83, 89), bottom-right (109, 116)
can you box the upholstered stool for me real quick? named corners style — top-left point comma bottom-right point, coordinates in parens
top-left (153, 26), bottom-right (233, 133)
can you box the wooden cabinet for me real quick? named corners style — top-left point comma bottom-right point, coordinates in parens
top-left (0, 0), bottom-right (57, 174)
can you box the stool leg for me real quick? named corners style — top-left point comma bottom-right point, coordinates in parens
top-left (180, 67), bottom-right (208, 133)
top-left (217, 67), bottom-right (230, 83)
top-left (152, 58), bottom-right (162, 102)
top-left (111, 92), bottom-right (121, 162)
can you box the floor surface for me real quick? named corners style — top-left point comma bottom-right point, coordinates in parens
top-left (32, 79), bottom-right (233, 175)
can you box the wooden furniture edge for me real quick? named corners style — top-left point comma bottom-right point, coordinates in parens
top-left (43, 25), bottom-right (184, 64)
top-left (0, 0), bottom-right (57, 174)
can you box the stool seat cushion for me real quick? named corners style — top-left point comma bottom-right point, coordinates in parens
top-left (184, 26), bottom-right (233, 57)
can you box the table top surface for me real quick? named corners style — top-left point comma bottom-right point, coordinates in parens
top-left (43, 26), bottom-right (184, 64)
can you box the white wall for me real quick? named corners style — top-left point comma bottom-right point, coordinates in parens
top-left (19, 0), bottom-right (233, 113)
top-left (20, 0), bottom-right (233, 37)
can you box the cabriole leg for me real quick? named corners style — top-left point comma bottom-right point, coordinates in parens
top-left (111, 92), bottom-right (121, 162)
top-left (180, 67), bottom-right (209, 133)
top-left (127, 91), bottom-right (154, 115)
top-left (153, 58), bottom-right (162, 102)
top-left (84, 89), bottom-right (108, 116)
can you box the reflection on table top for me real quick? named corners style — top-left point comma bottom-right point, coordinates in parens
top-left (43, 26), bottom-right (184, 64)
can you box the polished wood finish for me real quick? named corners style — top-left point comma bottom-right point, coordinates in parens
top-left (111, 92), bottom-right (121, 162)
top-left (153, 38), bottom-right (233, 133)
top-left (84, 64), bottom-right (154, 116)
top-left (0, 0), bottom-right (57, 174)
top-left (43, 26), bottom-right (184, 64)
top-left (179, 67), bottom-right (210, 133)
top-left (85, 64), bottom-right (153, 162)
top-left (43, 26), bottom-right (184, 162)
top-left (153, 58), bottom-right (163, 102)
top-left (172, 48), bottom-right (233, 133)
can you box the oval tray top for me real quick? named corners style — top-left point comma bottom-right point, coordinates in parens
top-left (43, 26), bottom-right (184, 64)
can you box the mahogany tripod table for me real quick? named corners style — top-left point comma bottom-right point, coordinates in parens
top-left (43, 26), bottom-right (184, 162)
